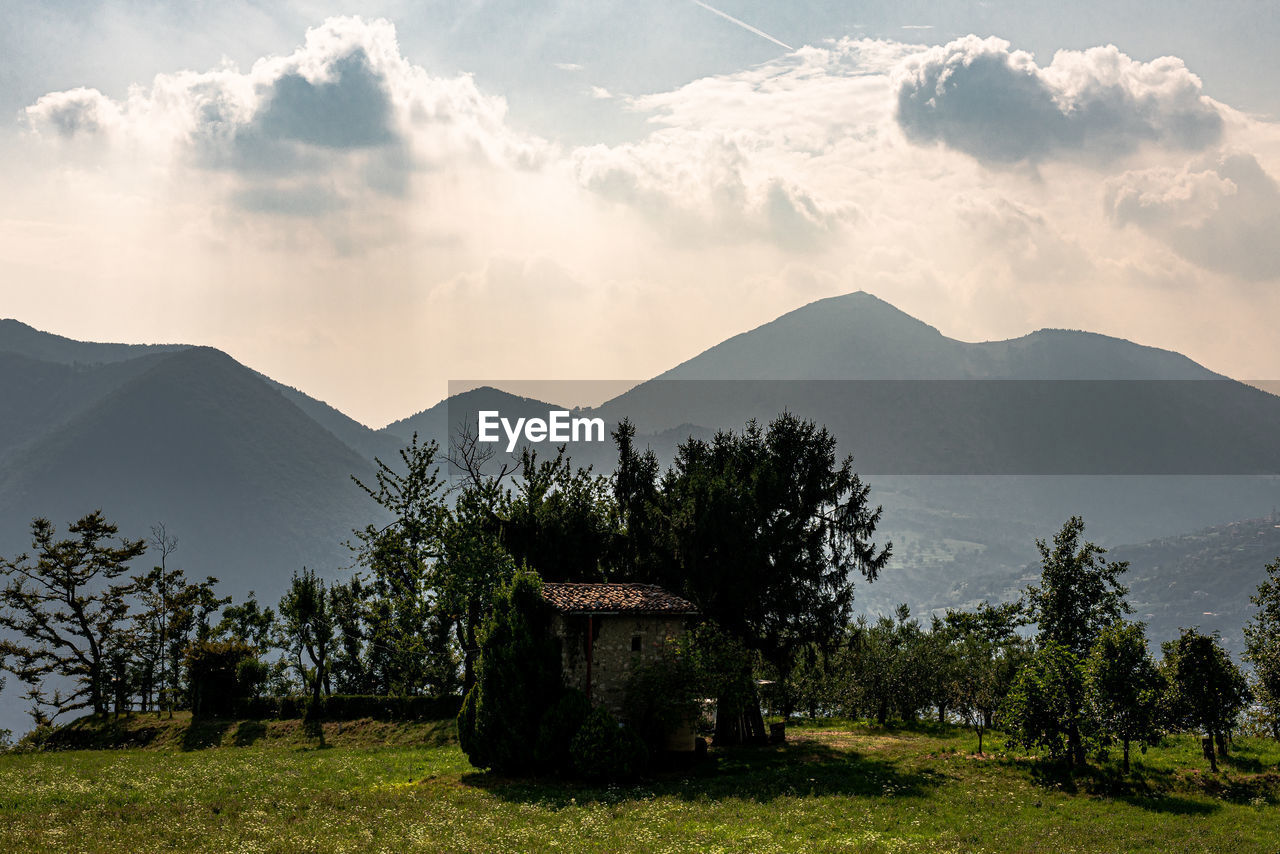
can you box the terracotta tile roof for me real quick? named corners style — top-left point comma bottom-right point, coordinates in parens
top-left (541, 583), bottom-right (698, 615)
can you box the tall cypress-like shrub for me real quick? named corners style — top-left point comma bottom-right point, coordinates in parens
top-left (457, 569), bottom-right (564, 773)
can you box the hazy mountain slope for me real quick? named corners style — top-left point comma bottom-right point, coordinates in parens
top-left (651, 292), bottom-right (1220, 381)
top-left (590, 292), bottom-right (1277, 475)
top-left (381, 386), bottom-right (568, 446)
top-left (0, 318), bottom-right (399, 464)
top-left (1116, 514), bottom-right (1280, 656)
top-left (0, 347), bottom-right (380, 598)
top-left (0, 350), bottom-right (180, 466)
top-left (0, 318), bottom-right (187, 365)
top-left (264, 378), bottom-right (404, 462)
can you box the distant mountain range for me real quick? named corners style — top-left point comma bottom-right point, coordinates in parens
top-left (2, 293), bottom-right (1278, 656)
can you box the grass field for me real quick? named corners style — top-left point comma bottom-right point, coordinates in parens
top-left (1, 714), bottom-right (1278, 853)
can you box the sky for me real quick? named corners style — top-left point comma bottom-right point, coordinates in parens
top-left (2, 0), bottom-right (1279, 428)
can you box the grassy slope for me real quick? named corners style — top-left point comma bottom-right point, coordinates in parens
top-left (1, 715), bottom-right (1278, 853)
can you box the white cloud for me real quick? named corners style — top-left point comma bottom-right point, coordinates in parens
top-left (25, 87), bottom-right (125, 139)
top-left (1106, 152), bottom-right (1280, 280)
top-left (24, 17), bottom-right (548, 221)
top-left (894, 36), bottom-right (1224, 164)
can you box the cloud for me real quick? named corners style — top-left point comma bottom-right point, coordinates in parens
top-left (565, 41), bottom-right (905, 248)
top-left (24, 17), bottom-right (545, 218)
top-left (573, 130), bottom-right (856, 249)
top-left (553, 62), bottom-right (584, 72)
top-left (25, 87), bottom-right (123, 139)
top-left (1105, 152), bottom-right (1280, 280)
top-left (895, 36), bottom-right (1224, 164)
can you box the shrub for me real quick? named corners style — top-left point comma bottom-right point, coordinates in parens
top-left (186, 640), bottom-right (260, 718)
top-left (11, 724), bottom-right (55, 753)
top-left (234, 694), bottom-right (461, 721)
top-left (458, 569), bottom-right (564, 774)
top-left (625, 642), bottom-right (704, 751)
top-left (570, 706), bottom-right (647, 782)
top-left (535, 689), bottom-right (590, 772)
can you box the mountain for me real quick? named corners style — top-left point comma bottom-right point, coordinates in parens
top-left (381, 385), bottom-right (572, 444)
top-left (0, 319), bottom-right (401, 466)
top-left (1117, 514), bottom-right (1280, 656)
top-left (596, 292), bottom-right (1258, 467)
top-left (266, 377), bottom-right (404, 462)
top-left (0, 347), bottom-right (380, 595)
top-left (0, 318), bottom-right (188, 366)
top-left (651, 292), bottom-right (1218, 381)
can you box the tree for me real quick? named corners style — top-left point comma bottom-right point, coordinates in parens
top-left (130, 524), bottom-right (186, 715)
top-left (1161, 628), bottom-right (1251, 772)
top-left (215, 591), bottom-right (276, 653)
top-left (953, 633), bottom-right (1001, 755)
top-left (944, 601), bottom-right (1029, 733)
top-left (439, 483), bottom-right (516, 693)
top-left (457, 569), bottom-right (564, 773)
top-left (158, 574), bottom-right (226, 714)
top-left (1085, 621), bottom-right (1163, 772)
top-left (846, 606), bottom-right (931, 725)
top-left (277, 568), bottom-right (335, 716)
top-left (350, 433), bottom-right (454, 696)
top-left (0, 512), bottom-right (146, 721)
top-left (1001, 640), bottom-right (1089, 767)
top-left (653, 413), bottom-right (891, 740)
top-left (1244, 557), bottom-right (1280, 740)
top-left (1024, 516), bottom-right (1130, 766)
top-left (611, 419), bottom-right (666, 584)
top-left (498, 447), bottom-right (617, 583)
top-left (326, 575), bottom-right (375, 695)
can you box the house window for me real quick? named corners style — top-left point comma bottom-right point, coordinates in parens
top-left (631, 635), bottom-right (642, 652)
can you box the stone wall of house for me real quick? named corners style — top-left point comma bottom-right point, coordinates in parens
top-left (551, 613), bottom-right (688, 718)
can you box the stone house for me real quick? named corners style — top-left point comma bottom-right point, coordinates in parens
top-left (541, 582), bottom-right (698, 718)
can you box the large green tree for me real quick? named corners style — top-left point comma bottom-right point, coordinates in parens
top-left (1024, 515), bottom-right (1130, 766)
top-left (1002, 640), bottom-right (1089, 767)
top-left (0, 512), bottom-right (146, 721)
top-left (1161, 628), bottom-right (1251, 772)
top-left (647, 413), bottom-right (891, 740)
top-left (1085, 621), bottom-right (1164, 772)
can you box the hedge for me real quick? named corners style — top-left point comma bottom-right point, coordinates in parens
top-left (234, 694), bottom-right (462, 722)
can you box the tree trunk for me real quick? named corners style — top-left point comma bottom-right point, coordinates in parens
top-left (1122, 738), bottom-right (1131, 774)
top-left (1215, 730), bottom-right (1229, 759)
top-left (977, 726), bottom-right (984, 756)
top-left (714, 686), bottom-right (768, 745)
top-left (1204, 733), bottom-right (1219, 772)
top-left (877, 699), bottom-right (889, 726)
top-left (460, 608), bottom-right (479, 694)
top-left (1068, 724), bottom-right (1083, 769)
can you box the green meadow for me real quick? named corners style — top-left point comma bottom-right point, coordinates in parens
top-left (2, 715), bottom-right (1278, 853)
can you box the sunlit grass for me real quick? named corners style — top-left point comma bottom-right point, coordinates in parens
top-left (1, 714), bottom-right (1277, 853)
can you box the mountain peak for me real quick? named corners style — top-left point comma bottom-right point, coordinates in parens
top-left (656, 290), bottom-right (954, 381)
top-left (647, 290), bottom-right (1221, 382)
